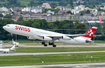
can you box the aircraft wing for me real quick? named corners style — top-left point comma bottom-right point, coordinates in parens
top-left (65, 34), bottom-right (88, 38)
top-left (39, 34), bottom-right (88, 40)
top-left (39, 35), bottom-right (63, 40)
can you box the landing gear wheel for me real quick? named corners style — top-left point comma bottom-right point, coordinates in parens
top-left (49, 42), bottom-right (53, 45)
top-left (42, 41), bottom-right (45, 44)
top-left (44, 44), bottom-right (47, 47)
top-left (4, 52), bottom-right (6, 53)
top-left (53, 45), bottom-right (56, 47)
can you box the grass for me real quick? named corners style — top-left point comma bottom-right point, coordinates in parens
top-left (19, 1), bottom-right (30, 6)
top-left (0, 46), bottom-right (105, 66)
top-left (3, 40), bottom-right (39, 43)
top-left (3, 39), bottom-right (105, 43)
top-left (102, 3), bottom-right (105, 5)
top-left (0, 52), bottom-right (105, 66)
top-left (94, 41), bottom-right (105, 43)
top-left (9, 47), bottom-right (105, 53)
top-left (18, 0), bottom-right (59, 6)
top-left (1, 40), bottom-right (105, 66)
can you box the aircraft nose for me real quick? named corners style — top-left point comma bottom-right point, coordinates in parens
top-left (3, 26), bottom-right (6, 30)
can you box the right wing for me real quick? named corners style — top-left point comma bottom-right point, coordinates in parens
top-left (38, 33), bottom-right (88, 40)
top-left (39, 35), bottom-right (63, 40)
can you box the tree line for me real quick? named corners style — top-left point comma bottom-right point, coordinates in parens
top-left (0, 0), bottom-right (105, 8)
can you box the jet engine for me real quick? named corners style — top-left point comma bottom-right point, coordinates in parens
top-left (43, 36), bottom-right (52, 41)
top-left (27, 36), bottom-right (35, 39)
top-left (86, 39), bottom-right (92, 44)
top-left (62, 36), bottom-right (71, 40)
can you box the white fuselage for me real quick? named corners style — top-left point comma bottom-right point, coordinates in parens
top-left (3, 24), bottom-right (90, 44)
top-left (0, 49), bottom-right (10, 52)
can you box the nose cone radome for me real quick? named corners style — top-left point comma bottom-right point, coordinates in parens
top-left (3, 26), bottom-right (6, 30)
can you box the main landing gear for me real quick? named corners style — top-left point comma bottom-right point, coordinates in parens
top-left (42, 41), bottom-right (47, 47)
top-left (42, 41), bottom-right (56, 47)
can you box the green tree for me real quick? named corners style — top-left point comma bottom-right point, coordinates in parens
top-left (0, 18), bottom-right (15, 40)
top-left (48, 22), bottom-right (54, 29)
top-left (63, 20), bottom-right (74, 34)
top-left (0, 14), bottom-right (3, 17)
top-left (42, 8), bottom-right (48, 13)
top-left (86, 10), bottom-right (90, 14)
top-left (85, 4), bottom-right (90, 7)
top-left (24, 20), bottom-right (32, 27)
top-left (29, 0), bottom-right (35, 7)
top-left (74, 20), bottom-right (79, 27)
top-left (32, 19), bottom-right (40, 28)
top-left (77, 1), bottom-right (81, 5)
top-left (70, 0), bottom-right (73, 8)
top-left (93, 23), bottom-right (102, 35)
top-left (59, 1), bottom-right (66, 6)
top-left (51, 3), bottom-right (57, 8)
top-left (17, 16), bottom-right (23, 21)
top-left (103, 22), bottom-right (105, 34)
top-left (53, 20), bottom-right (60, 29)
top-left (7, 0), bottom-right (21, 7)
top-left (80, 11), bottom-right (85, 15)
top-left (39, 19), bottom-right (48, 29)
top-left (75, 23), bottom-right (87, 34)
top-left (4, 14), bottom-right (12, 19)
top-left (67, 11), bottom-right (72, 14)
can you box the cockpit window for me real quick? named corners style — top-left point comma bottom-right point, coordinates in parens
top-left (6, 25), bottom-right (9, 27)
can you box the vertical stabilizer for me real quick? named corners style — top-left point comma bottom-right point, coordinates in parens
top-left (0, 44), bottom-right (2, 49)
top-left (10, 45), bottom-right (15, 51)
top-left (82, 27), bottom-right (97, 39)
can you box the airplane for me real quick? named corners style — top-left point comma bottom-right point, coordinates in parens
top-left (0, 44), bottom-right (16, 53)
top-left (12, 39), bottom-right (19, 47)
top-left (0, 41), bottom-right (3, 43)
top-left (0, 44), bottom-right (2, 49)
top-left (3, 24), bottom-right (97, 47)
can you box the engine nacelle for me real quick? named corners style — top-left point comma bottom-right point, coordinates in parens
top-left (62, 36), bottom-right (71, 40)
top-left (43, 36), bottom-right (52, 41)
top-left (27, 36), bottom-right (35, 39)
top-left (86, 39), bottom-right (92, 43)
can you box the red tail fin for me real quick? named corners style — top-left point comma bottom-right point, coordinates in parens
top-left (82, 27), bottom-right (97, 38)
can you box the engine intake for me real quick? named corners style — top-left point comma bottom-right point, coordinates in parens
top-left (62, 36), bottom-right (71, 40)
top-left (86, 40), bottom-right (92, 43)
top-left (27, 36), bottom-right (34, 39)
top-left (43, 36), bottom-right (52, 41)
